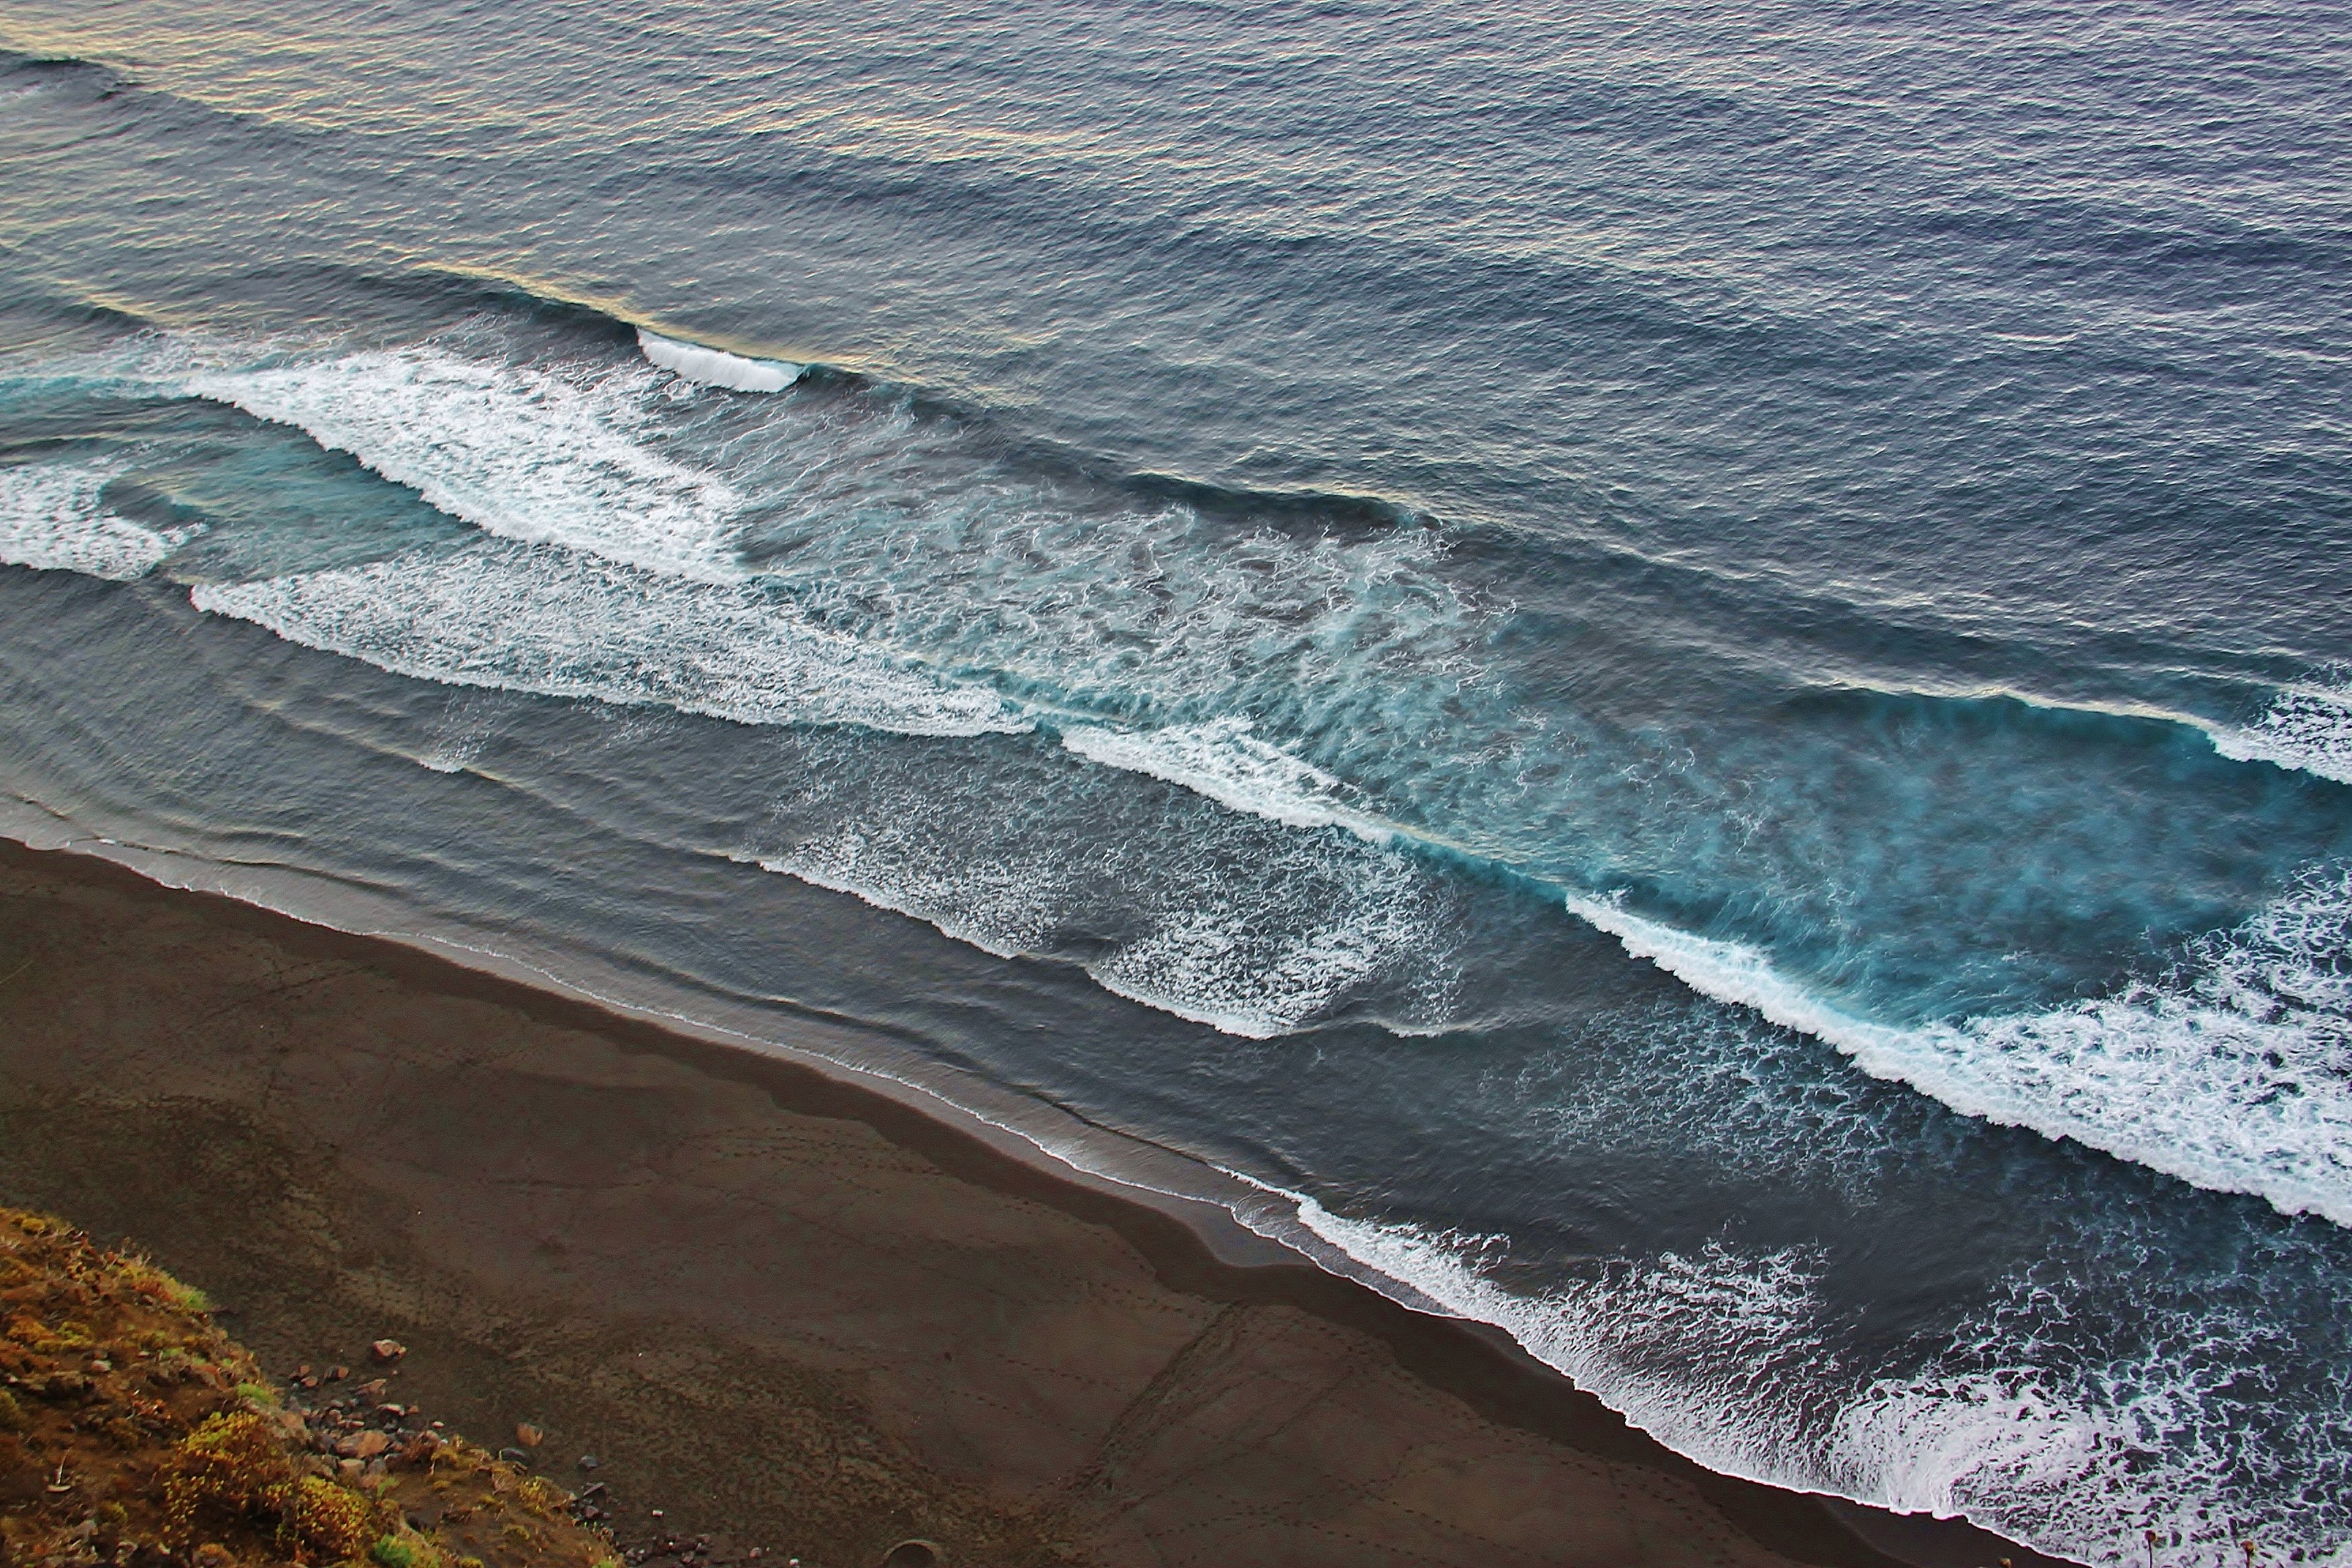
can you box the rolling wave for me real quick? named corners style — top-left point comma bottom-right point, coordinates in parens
top-left (635, 327), bottom-right (804, 393)
top-left (186, 346), bottom-right (751, 582)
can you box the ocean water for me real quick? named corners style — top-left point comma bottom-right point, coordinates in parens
top-left (1, 2), bottom-right (2349, 1559)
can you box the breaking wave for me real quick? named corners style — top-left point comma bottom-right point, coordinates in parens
top-left (186, 346), bottom-right (750, 581)
top-left (21, 323), bottom-right (2352, 1233)
top-left (1059, 717), bottom-right (1391, 840)
top-left (2212, 676), bottom-right (2352, 787)
top-left (1571, 873), bottom-right (2352, 1228)
top-left (636, 327), bottom-right (804, 392)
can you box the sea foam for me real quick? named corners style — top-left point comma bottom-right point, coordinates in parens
top-left (0, 459), bottom-right (196, 581)
top-left (191, 540), bottom-right (1028, 739)
top-left (766, 796), bottom-right (1445, 1039)
top-left (1289, 1196), bottom-right (2329, 1568)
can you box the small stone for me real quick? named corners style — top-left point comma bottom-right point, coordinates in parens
top-left (87, 1360), bottom-right (111, 1374)
top-left (358, 1379), bottom-right (389, 1401)
top-left (515, 1422), bottom-right (544, 1448)
top-left (353, 1431), bottom-right (392, 1460)
top-left (338, 1458), bottom-right (364, 1476)
top-left (370, 1339), bottom-right (407, 1363)
top-left (578, 1455), bottom-right (599, 1471)
top-left (328, 1366), bottom-right (349, 1381)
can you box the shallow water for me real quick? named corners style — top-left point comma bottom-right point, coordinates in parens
top-left (1, 4), bottom-right (2349, 1560)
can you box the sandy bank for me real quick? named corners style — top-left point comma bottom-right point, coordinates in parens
top-left (0, 837), bottom-right (2061, 1568)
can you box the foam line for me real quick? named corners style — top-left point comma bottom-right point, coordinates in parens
top-left (0, 459), bottom-right (196, 581)
top-left (1568, 883), bottom-right (2352, 1228)
top-left (191, 540), bottom-right (1030, 739)
top-left (1059, 717), bottom-right (1392, 841)
top-left (636, 328), bottom-right (804, 392)
top-left (764, 796), bottom-right (1441, 1040)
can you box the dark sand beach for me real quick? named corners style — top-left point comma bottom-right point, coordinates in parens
top-left (0, 836), bottom-right (2061, 1568)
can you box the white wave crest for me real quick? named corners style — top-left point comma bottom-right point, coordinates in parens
top-left (636, 328), bottom-right (802, 393)
top-left (186, 346), bottom-right (748, 581)
top-left (2211, 679), bottom-right (2352, 787)
top-left (1060, 717), bottom-right (1390, 840)
top-left (1570, 876), bottom-right (2352, 1227)
top-left (0, 460), bottom-right (197, 581)
top-left (191, 540), bottom-right (1028, 738)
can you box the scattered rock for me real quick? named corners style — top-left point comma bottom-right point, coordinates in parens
top-left (370, 1339), bottom-right (408, 1363)
top-left (517, 1422), bottom-right (545, 1448)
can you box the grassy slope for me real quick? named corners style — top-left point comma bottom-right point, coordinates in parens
top-left (0, 1207), bottom-right (618, 1568)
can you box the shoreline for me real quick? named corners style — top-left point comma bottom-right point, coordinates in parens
top-left (0, 831), bottom-right (2067, 1568)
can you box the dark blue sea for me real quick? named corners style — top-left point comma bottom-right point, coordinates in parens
top-left (3, 3), bottom-right (2349, 1559)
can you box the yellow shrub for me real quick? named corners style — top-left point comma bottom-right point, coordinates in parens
top-left (161, 1413), bottom-right (295, 1542)
top-left (284, 1473), bottom-right (378, 1560)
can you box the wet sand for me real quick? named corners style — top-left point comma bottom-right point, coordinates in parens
top-left (0, 836), bottom-right (2063, 1568)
